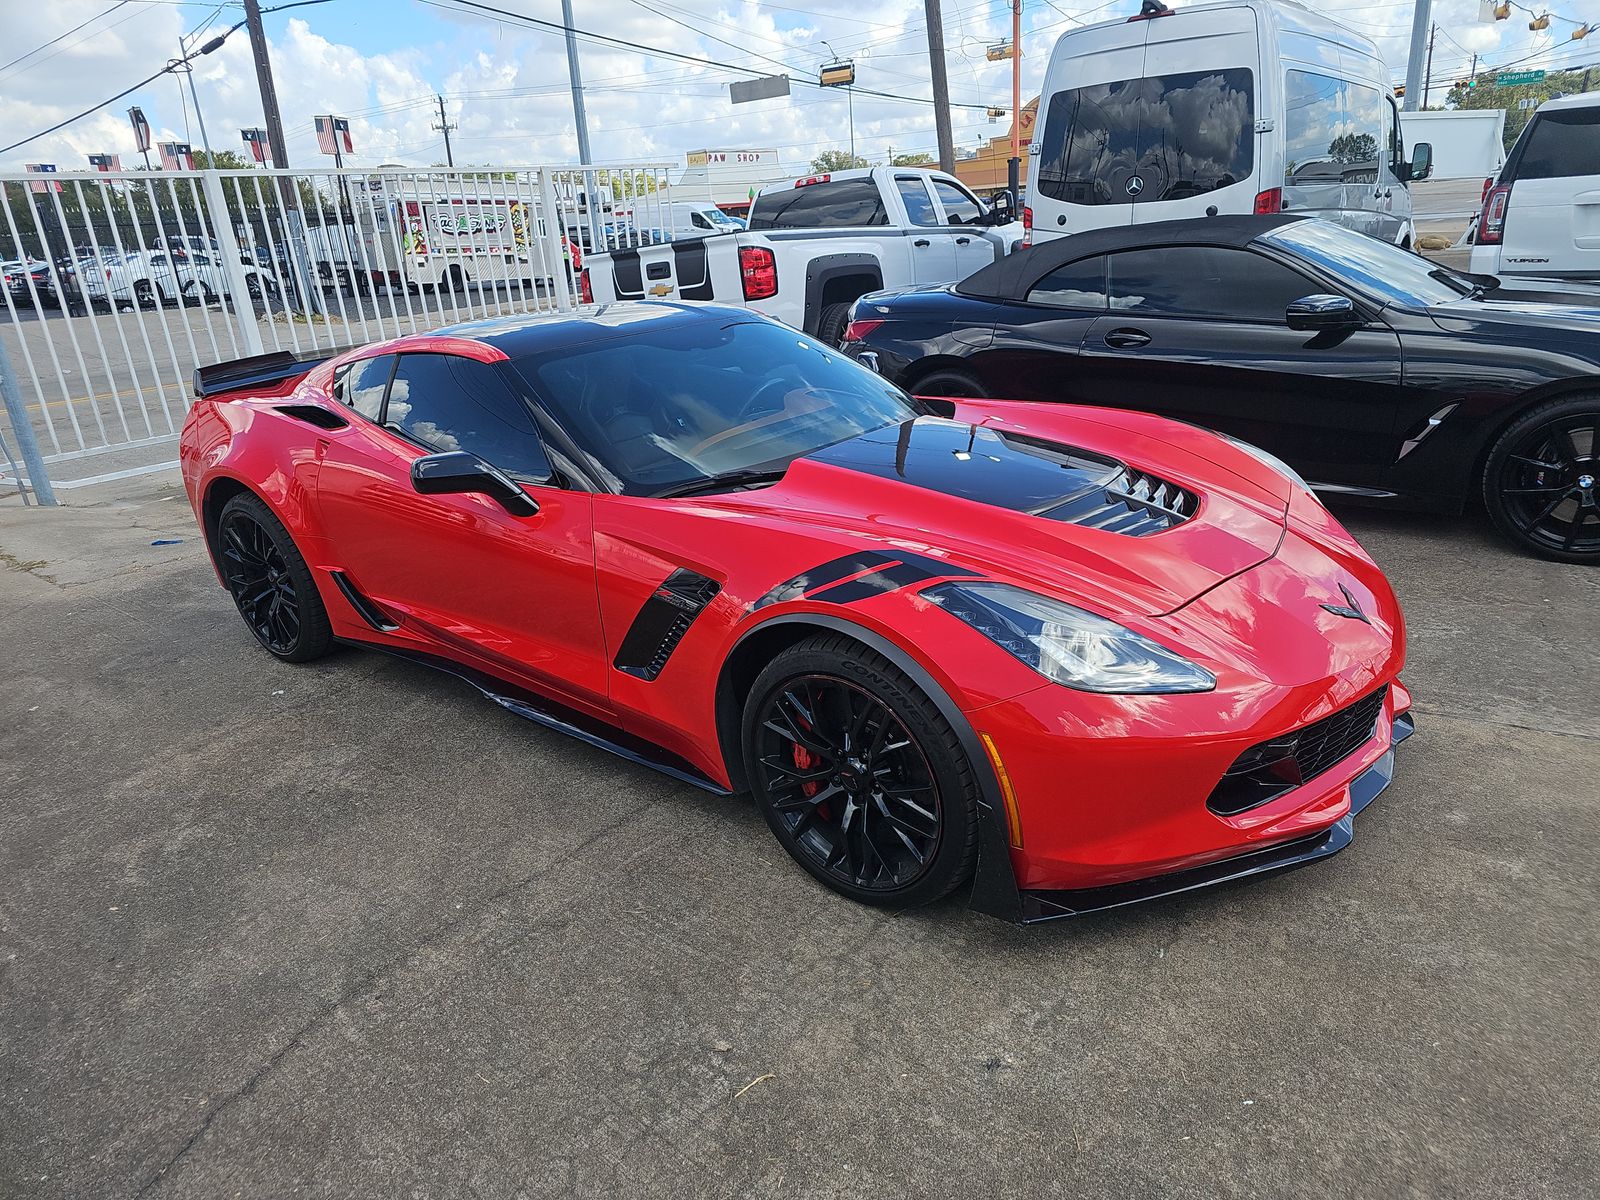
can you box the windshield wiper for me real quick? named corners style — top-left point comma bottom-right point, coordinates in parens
top-left (657, 467), bottom-right (790, 498)
top-left (1428, 266), bottom-right (1482, 297)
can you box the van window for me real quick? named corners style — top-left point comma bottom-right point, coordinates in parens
top-left (1285, 72), bottom-right (1384, 185)
top-left (748, 179), bottom-right (889, 229)
top-left (1035, 69), bottom-right (1254, 206)
top-left (1516, 108), bottom-right (1600, 180)
top-left (1107, 247), bottom-right (1317, 322)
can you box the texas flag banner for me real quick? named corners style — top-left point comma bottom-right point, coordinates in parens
top-left (128, 106), bottom-right (152, 154)
top-left (241, 128), bottom-right (269, 164)
top-left (315, 115), bottom-right (353, 157)
top-left (88, 153), bottom-right (123, 172)
top-left (25, 164), bottom-right (61, 193)
top-left (158, 142), bottom-right (194, 171)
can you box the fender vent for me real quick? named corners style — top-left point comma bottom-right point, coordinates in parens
top-left (275, 404), bottom-right (348, 430)
top-left (614, 569), bottom-right (722, 680)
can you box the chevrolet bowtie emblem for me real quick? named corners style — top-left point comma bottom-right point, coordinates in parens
top-left (1321, 583), bottom-right (1370, 624)
top-left (648, 283), bottom-right (673, 297)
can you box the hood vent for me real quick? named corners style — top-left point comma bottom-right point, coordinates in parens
top-left (1039, 464), bottom-right (1195, 536)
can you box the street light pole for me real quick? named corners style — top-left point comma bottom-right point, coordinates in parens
top-left (1008, 0), bottom-right (1023, 206)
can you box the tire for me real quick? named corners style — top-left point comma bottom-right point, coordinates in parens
top-left (215, 493), bottom-right (334, 662)
top-left (1481, 393), bottom-right (1600, 564)
top-left (742, 634), bottom-right (981, 908)
top-left (446, 265), bottom-right (466, 293)
top-left (132, 279), bottom-right (157, 310)
top-left (911, 368), bottom-right (988, 400)
top-left (815, 301), bottom-right (852, 347)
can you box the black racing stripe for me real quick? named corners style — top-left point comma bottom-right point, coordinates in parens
top-left (757, 550), bottom-right (983, 609)
top-left (753, 551), bottom-right (897, 609)
top-left (808, 557), bottom-right (982, 605)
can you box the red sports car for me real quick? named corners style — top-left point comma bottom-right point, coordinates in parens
top-left (180, 302), bottom-right (1413, 923)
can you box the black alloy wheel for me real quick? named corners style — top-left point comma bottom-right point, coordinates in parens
top-left (215, 493), bottom-right (333, 661)
top-left (1485, 396), bottom-right (1600, 563)
top-left (743, 635), bottom-right (981, 907)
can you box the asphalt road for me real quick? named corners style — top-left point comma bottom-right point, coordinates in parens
top-left (1, 484), bottom-right (1596, 1198)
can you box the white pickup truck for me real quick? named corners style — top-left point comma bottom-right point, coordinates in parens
top-left (585, 167), bottom-right (1022, 344)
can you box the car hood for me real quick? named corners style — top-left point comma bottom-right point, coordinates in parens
top-left (1428, 278), bottom-right (1600, 337)
top-left (710, 407), bottom-right (1291, 620)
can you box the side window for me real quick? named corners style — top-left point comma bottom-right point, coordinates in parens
top-left (1341, 84), bottom-right (1386, 184)
top-left (1107, 247), bottom-right (1320, 323)
top-left (1387, 94), bottom-right (1405, 174)
top-left (386, 354), bottom-right (552, 481)
top-left (931, 179), bottom-right (984, 226)
top-left (690, 211), bottom-right (711, 229)
top-left (1516, 109), bottom-right (1600, 180)
top-left (747, 179), bottom-right (889, 229)
top-left (1283, 71), bottom-right (1345, 184)
top-left (330, 365), bottom-right (349, 405)
top-left (895, 177), bottom-right (940, 226)
top-left (1025, 256), bottom-right (1107, 310)
top-left (344, 354), bottom-right (394, 421)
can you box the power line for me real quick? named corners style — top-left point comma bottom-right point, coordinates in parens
top-left (0, 1), bottom-right (130, 76)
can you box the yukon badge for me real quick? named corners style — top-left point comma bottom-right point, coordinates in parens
top-left (1320, 583), bottom-right (1370, 624)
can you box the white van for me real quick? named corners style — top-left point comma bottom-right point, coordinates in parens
top-left (1470, 91), bottom-right (1600, 282)
top-left (1026, 0), bottom-right (1433, 246)
top-left (664, 201), bottom-right (745, 239)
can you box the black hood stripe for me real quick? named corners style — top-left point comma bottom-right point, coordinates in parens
top-left (755, 550), bottom-right (982, 610)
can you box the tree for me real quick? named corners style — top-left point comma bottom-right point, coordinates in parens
top-left (1445, 67), bottom-right (1596, 150)
top-left (810, 149), bottom-right (869, 173)
top-left (891, 152), bottom-right (935, 167)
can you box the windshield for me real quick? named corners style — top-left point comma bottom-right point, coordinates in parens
top-left (1261, 220), bottom-right (1472, 308)
top-left (516, 318), bottom-right (921, 496)
top-left (699, 208), bottom-right (741, 230)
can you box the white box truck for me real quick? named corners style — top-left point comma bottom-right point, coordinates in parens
top-left (1026, 0), bottom-right (1434, 247)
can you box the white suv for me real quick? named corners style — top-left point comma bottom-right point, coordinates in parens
top-left (1471, 91), bottom-right (1600, 282)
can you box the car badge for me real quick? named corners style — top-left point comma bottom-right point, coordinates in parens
top-left (1125, 175), bottom-right (1144, 197)
top-left (648, 282), bottom-right (673, 297)
top-left (1320, 583), bottom-right (1370, 624)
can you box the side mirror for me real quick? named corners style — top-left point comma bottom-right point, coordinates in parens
top-left (1286, 294), bottom-right (1361, 332)
top-left (1409, 142), bottom-right (1433, 182)
top-left (986, 191), bottom-right (1016, 225)
top-left (411, 451), bottom-right (540, 516)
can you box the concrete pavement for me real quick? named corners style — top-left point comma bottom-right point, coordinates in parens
top-left (1, 480), bottom-right (1596, 1198)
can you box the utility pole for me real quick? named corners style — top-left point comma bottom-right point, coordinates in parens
top-left (924, 0), bottom-right (956, 172)
top-left (559, 0), bottom-right (601, 251)
top-left (1402, 0), bottom-right (1432, 111)
top-left (432, 94), bottom-right (457, 168)
top-left (1423, 23), bottom-right (1435, 108)
top-left (0, 338), bottom-right (56, 505)
top-left (1008, 0), bottom-right (1023, 206)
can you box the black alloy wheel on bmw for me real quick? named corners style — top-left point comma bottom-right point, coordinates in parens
top-left (1485, 396), bottom-right (1600, 563)
top-left (215, 493), bottom-right (333, 662)
top-left (743, 635), bottom-right (980, 907)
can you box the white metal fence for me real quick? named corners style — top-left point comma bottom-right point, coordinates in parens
top-left (0, 163), bottom-right (674, 500)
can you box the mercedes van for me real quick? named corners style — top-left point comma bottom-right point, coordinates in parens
top-left (1026, 0), bottom-right (1433, 246)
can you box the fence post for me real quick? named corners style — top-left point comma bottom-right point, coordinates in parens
top-left (0, 336), bottom-right (56, 505)
top-left (536, 168), bottom-right (573, 312)
top-left (200, 170), bottom-right (266, 358)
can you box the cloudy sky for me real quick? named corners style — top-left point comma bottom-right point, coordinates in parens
top-left (3, 0), bottom-right (1597, 175)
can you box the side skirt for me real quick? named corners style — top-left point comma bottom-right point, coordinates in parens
top-left (342, 638), bottom-right (733, 796)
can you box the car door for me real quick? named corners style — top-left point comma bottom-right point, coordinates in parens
top-left (929, 178), bottom-right (1000, 279)
top-left (314, 351), bottom-right (612, 716)
top-left (976, 253), bottom-right (1108, 401)
top-left (1500, 104), bottom-right (1600, 280)
top-left (1072, 244), bottom-right (1406, 487)
top-left (894, 175), bottom-right (958, 283)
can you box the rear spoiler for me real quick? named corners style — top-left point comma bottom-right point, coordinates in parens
top-left (192, 348), bottom-right (349, 399)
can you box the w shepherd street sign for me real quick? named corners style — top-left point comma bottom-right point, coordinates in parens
top-left (1494, 69), bottom-right (1546, 86)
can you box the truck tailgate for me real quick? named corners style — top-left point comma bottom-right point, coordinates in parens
top-left (596, 238), bottom-right (725, 303)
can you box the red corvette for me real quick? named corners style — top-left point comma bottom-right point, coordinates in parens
top-left (180, 302), bottom-right (1412, 923)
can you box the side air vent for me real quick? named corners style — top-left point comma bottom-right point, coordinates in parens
top-left (614, 569), bottom-right (722, 681)
top-left (1037, 464), bottom-right (1195, 536)
top-left (1207, 686), bottom-right (1389, 816)
top-left (275, 404), bottom-right (349, 430)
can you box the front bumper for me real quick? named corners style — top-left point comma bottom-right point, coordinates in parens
top-left (1007, 711), bottom-right (1414, 923)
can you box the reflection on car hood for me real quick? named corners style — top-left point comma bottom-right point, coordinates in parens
top-left (711, 408), bottom-right (1292, 620)
top-left (1430, 277), bottom-right (1600, 335)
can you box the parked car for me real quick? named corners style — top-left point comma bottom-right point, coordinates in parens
top-left (1027, 0), bottom-right (1431, 247)
top-left (842, 214), bottom-right (1600, 563)
top-left (79, 248), bottom-right (279, 310)
top-left (656, 200), bottom-right (746, 240)
top-left (181, 302), bottom-right (1413, 923)
top-left (3, 258), bottom-right (84, 314)
top-left (586, 167), bottom-right (1022, 344)
top-left (1471, 90), bottom-right (1600, 283)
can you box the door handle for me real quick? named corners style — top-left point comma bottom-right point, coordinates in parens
top-left (1103, 328), bottom-right (1151, 350)
top-left (913, 238), bottom-right (931, 247)
top-left (955, 236), bottom-right (971, 245)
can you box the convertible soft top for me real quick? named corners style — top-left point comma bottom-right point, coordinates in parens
top-left (955, 213), bottom-right (1307, 302)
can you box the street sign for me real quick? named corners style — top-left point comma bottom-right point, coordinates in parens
top-left (1495, 69), bottom-right (1546, 85)
top-left (731, 75), bottom-right (790, 104)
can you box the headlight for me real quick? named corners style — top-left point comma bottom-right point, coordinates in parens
top-left (924, 582), bottom-right (1215, 694)
top-left (1215, 431), bottom-right (1317, 496)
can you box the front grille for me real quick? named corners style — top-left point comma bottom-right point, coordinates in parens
top-left (1207, 686), bottom-right (1389, 817)
top-left (1038, 465), bottom-right (1196, 537)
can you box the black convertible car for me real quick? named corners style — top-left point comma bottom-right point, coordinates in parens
top-left (841, 215), bottom-right (1600, 563)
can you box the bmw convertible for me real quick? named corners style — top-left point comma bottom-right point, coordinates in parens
top-left (181, 302), bottom-right (1412, 924)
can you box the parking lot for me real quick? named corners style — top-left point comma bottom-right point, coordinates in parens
top-left (1, 480), bottom-right (1595, 1198)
